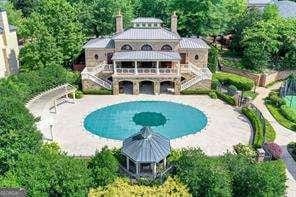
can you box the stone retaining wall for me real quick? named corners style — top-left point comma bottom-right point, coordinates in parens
top-left (220, 65), bottom-right (296, 87)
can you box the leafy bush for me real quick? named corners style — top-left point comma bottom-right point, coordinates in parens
top-left (216, 91), bottom-right (236, 106)
top-left (287, 142), bottom-right (296, 161)
top-left (267, 91), bottom-right (286, 107)
top-left (83, 88), bottom-right (112, 95)
top-left (209, 91), bottom-right (217, 99)
top-left (211, 78), bottom-right (221, 90)
top-left (172, 148), bottom-right (232, 197)
top-left (208, 46), bottom-right (219, 73)
top-left (181, 88), bottom-right (211, 95)
top-left (265, 121), bottom-right (276, 142)
top-left (263, 142), bottom-right (283, 159)
top-left (213, 72), bottom-right (254, 91)
top-left (242, 107), bottom-right (264, 148)
top-left (224, 154), bottom-right (286, 196)
top-left (280, 105), bottom-right (296, 123)
top-left (227, 85), bottom-right (238, 96)
top-left (69, 90), bottom-right (84, 99)
top-left (233, 143), bottom-right (257, 163)
top-left (89, 177), bottom-right (190, 196)
top-left (0, 143), bottom-right (92, 196)
top-left (88, 147), bottom-right (119, 187)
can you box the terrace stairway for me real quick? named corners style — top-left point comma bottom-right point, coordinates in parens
top-left (81, 64), bottom-right (112, 90)
top-left (180, 63), bottom-right (212, 91)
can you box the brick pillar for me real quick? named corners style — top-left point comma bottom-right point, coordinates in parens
top-left (112, 80), bottom-right (119, 95)
top-left (154, 81), bottom-right (160, 95)
top-left (174, 79), bottom-right (181, 95)
top-left (133, 81), bottom-right (139, 95)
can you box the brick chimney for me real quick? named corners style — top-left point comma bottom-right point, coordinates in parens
top-left (0, 10), bottom-right (9, 45)
top-left (115, 11), bottom-right (123, 33)
top-left (171, 12), bottom-right (178, 33)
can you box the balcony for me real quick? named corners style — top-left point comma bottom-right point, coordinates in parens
top-left (114, 68), bottom-right (179, 76)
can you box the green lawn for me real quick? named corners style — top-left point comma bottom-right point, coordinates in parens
top-left (243, 91), bottom-right (258, 100)
top-left (266, 103), bottom-right (296, 131)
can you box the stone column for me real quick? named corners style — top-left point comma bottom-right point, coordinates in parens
top-left (174, 79), bottom-right (181, 95)
top-left (154, 81), bottom-right (160, 95)
top-left (133, 81), bottom-right (139, 95)
top-left (156, 61), bottom-right (159, 75)
top-left (113, 61), bottom-right (117, 74)
top-left (135, 61), bottom-right (138, 74)
top-left (112, 80), bottom-right (119, 95)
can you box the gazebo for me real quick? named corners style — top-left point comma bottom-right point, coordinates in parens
top-left (121, 127), bottom-right (171, 178)
top-left (281, 74), bottom-right (296, 107)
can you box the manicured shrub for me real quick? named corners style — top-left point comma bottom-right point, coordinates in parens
top-left (265, 121), bottom-right (276, 142)
top-left (213, 72), bottom-right (254, 91)
top-left (216, 91), bottom-right (236, 106)
top-left (83, 88), bottom-right (112, 95)
top-left (227, 85), bottom-right (238, 96)
top-left (263, 142), bottom-right (283, 159)
top-left (88, 147), bottom-right (119, 187)
top-left (208, 46), bottom-right (219, 73)
top-left (89, 177), bottom-right (190, 196)
top-left (69, 90), bottom-right (84, 99)
top-left (242, 107), bottom-right (264, 148)
top-left (172, 148), bottom-right (232, 197)
top-left (233, 143), bottom-right (257, 163)
top-left (267, 92), bottom-right (286, 107)
top-left (211, 78), bottom-right (221, 90)
top-left (280, 105), bottom-right (296, 123)
top-left (181, 88), bottom-right (211, 95)
top-left (209, 91), bottom-right (217, 99)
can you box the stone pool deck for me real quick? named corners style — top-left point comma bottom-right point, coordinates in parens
top-left (38, 94), bottom-right (252, 157)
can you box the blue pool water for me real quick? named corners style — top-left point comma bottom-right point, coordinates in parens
top-left (84, 101), bottom-right (207, 140)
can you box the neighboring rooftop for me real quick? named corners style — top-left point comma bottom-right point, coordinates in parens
top-left (112, 51), bottom-right (181, 61)
top-left (248, 0), bottom-right (273, 5)
top-left (122, 127), bottom-right (170, 163)
top-left (0, 25), bottom-right (17, 33)
top-left (180, 38), bottom-right (210, 49)
top-left (274, 0), bottom-right (296, 18)
top-left (83, 37), bottom-right (114, 49)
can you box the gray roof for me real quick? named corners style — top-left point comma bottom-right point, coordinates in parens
top-left (112, 51), bottom-right (181, 61)
top-left (83, 37), bottom-right (114, 49)
top-left (0, 25), bottom-right (17, 33)
top-left (180, 38), bottom-right (210, 49)
top-left (113, 28), bottom-right (180, 40)
top-left (122, 127), bottom-right (170, 163)
top-left (274, 0), bottom-right (296, 18)
top-left (132, 17), bottom-right (163, 23)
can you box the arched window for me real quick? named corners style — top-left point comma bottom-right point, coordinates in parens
top-left (121, 44), bottom-right (133, 51)
top-left (161, 45), bottom-right (172, 51)
top-left (141, 44), bottom-right (153, 51)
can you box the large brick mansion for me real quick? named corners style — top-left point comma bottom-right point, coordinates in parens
top-left (82, 12), bottom-right (212, 95)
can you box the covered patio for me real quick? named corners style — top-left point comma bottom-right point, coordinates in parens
top-left (111, 51), bottom-right (181, 76)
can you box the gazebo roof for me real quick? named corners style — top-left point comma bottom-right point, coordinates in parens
top-left (282, 74), bottom-right (296, 97)
top-left (122, 127), bottom-right (170, 163)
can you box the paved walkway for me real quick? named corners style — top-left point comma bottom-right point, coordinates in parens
top-left (41, 94), bottom-right (251, 157)
top-left (252, 83), bottom-right (296, 196)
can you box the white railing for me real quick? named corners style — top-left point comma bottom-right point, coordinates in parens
top-left (81, 73), bottom-right (112, 89)
top-left (116, 68), bottom-right (135, 74)
top-left (180, 63), bottom-right (212, 91)
top-left (159, 68), bottom-right (178, 75)
top-left (137, 68), bottom-right (157, 75)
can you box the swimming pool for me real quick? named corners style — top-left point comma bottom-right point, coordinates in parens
top-left (84, 101), bottom-right (207, 140)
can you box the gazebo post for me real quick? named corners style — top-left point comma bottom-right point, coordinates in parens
top-left (126, 157), bottom-right (129, 171)
top-left (163, 157), bottom-right (166, 168)
top-left (136, 162), bottom-right (139, 175)
top-left (153, 163), bottom-right (157, 177)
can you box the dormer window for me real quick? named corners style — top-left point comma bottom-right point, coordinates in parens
top-left (161, 45), bottom-right (172, 51)
top-left (121, 44), bottom-right (133, 51)
top-left (141, 44), bottom-right (153, 51)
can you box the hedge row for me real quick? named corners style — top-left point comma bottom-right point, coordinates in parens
top-left (242, 107), bottom-right (264, 148)
top-left (181, 88), bottom-right (211, 95)
top-left (280, 105), bottom-right (296, 123)
top-left (215, 91), bottom-right (236, 106)
top-left (213, 72), bottom-right (254, 91)
top-left (83, 88), bottom-right (112, 95)
top-left (170, 148), bottom-right (286, 197)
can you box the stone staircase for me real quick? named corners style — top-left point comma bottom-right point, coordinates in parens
top-left (180, 63), bottom-right (212, 91)
top-left (81, 64), bottom-right (112, 90)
